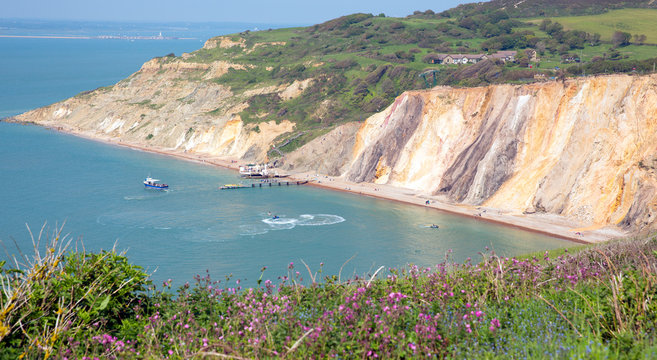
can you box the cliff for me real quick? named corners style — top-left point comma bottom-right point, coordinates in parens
top-left (15, 52), bottom-right (302, 163)
top-left (291, 74), bottom-right (657, 232)
top-left (13, 70), bottom-right (657, 233)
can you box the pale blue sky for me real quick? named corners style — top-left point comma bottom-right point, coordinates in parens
top-left (3, 0), bottom-right (478, 24)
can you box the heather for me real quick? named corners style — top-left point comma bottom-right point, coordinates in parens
top-left (1, 228), bottom-right (656, 359)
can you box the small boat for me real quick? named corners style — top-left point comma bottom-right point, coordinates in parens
top-left (219, 184), bottom-right (249, 190)
top-left (144, 177), bottom-right (168, 189)
top-left (429, 224), bottom-right (439, 229)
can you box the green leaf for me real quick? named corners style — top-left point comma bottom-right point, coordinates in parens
top-left (97, 295), bottom-right (111, 311)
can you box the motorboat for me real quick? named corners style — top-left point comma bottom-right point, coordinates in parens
top-left (144, 177), bottom-right (168, 189)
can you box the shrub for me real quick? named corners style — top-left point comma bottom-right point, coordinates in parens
top-left (0, 226), bottom-right (151, 358)
top-left (612, 31), bottom-right (632, 47)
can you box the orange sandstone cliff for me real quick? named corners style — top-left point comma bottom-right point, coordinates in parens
top-left (291, 74), bottom-right (657, 232)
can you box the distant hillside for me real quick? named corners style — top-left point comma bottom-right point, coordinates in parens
top-left (537, 8), bottom-right (657, 44)
top-left (12, 2), bottom-right (657, 157)
top-left (441, 0), bottom-right (657, 18)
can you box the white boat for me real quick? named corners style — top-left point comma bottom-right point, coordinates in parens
top-left (144, 177), bottom-right (168, 189)
top-left (239, 163), bottom-right (287, 178)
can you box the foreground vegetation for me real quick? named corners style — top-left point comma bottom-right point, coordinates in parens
top-left (1, 227), bottom-right (656, 359)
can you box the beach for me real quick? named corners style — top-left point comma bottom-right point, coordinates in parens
top-left (30, 121), bottom-right (626, 245)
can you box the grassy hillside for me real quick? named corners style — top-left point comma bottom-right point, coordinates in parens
top-left (154, 3), bottom-right (657, 155)
top-left (444, 0), bottom-right (657, 18)
top-left (531, 9), bottom-right (657, 44)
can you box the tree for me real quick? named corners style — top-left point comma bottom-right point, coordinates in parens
top-left (458, 17), bottom-right (478, 30)
top-left (545, 22), bottom-right (563, 37)
top-left (633, 34), bottom-right (647, 45)
top-left (611, 31), bottom-right (632, 47)
top-left (587, 33), bottom-right (601, 46)
top-left (539, 19), bottom-right (552, 31)
top-left (481, 23), bottom-right (502, 38)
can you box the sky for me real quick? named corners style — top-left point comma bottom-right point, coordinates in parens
top-left (2, 0), bottom-right (479, 25)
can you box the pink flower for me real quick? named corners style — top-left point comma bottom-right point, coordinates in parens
top-left (491, 318), bottom-right (501, 328)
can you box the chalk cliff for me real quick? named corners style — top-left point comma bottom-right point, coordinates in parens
top-left (14, 67), bottom-right (657, 233)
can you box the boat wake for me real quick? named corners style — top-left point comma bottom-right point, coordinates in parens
top-left (262, 214), bottom-right (345, 229)
top-left (239, 214), bottom-right (345, 236)
top-left (123, 195), bottom-right (149, 201)
top-left (98, 211), bottom-right (344, 239)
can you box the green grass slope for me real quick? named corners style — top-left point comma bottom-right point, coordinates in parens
top-left (534, 9), bottom-right (657, 44)
top-left (160, 3), bottom-right (657, 156)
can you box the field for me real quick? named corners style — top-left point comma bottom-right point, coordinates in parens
top-left (538, 9), bottom-right (657, 44)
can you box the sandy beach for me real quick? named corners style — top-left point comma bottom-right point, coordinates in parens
top-left (36, 122), bottom-right (627, 244)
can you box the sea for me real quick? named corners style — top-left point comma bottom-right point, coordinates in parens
top-left (0, 19), bottom-right (573, 287)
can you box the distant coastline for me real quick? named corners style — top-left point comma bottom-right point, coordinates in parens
top-left (0, 34), bottom-right (195, 40)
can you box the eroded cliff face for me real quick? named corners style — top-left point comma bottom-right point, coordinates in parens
top-left (14, 48), bottom-right (303, 162)
top-left (328, 74), bottom-right (657, 232)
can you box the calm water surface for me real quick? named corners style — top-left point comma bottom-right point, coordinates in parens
top-left (0, 123), bottom-right (572, 286)
top-left (0, 20), bottom-right (574, 287)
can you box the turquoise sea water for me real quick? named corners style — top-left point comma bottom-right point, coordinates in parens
top-left (0, 20), bottom-right (573, 287)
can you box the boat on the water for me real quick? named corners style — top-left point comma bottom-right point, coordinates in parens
top-left (220, 184), bottom-right (249, 190)
top-left (144, 177), bottom-right (168, 189)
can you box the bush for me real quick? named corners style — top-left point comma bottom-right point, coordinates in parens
top-left (612, 31), bottom-right (632, 47)
top-left (3, 227), bottom-right (657, 358)
top-left (0, 226), bottom-right (151, 358)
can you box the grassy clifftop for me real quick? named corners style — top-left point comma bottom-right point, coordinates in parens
top-left (160, 8), bottom-right (656, 155)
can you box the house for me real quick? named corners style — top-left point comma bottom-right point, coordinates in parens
top-left (561, 54), bottom-right (580, 63)
top-left (466, 54), bottom-right (488, 63)
top-left (430, 54), bottom-right (453, 64)
top-left (524, 49), bottom-right (538, 62)
top-left (430, 53), bottom-right (488, 65)
top-left (450, 54), bottom-right (470, 64)
top-left (490, 50), bottom-right (517, 62)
